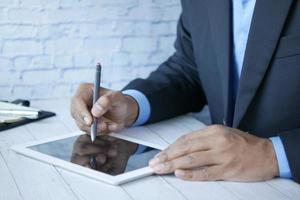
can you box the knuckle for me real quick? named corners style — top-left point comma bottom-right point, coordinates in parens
top-left (100, 96), bottom-right (110, 107)
top-left (177, 134), bottom-right (188, 143)
top-left (216, 134), bottom-right (228, 145)
top-left (164, 161), bottom-right (173, 171)
top-left (181, 143), bottom-right (191, 154)
top-left (209, 124), bottom-right (224, 132)
top-left (193, 167), bottom-right (211, 181)
top-left (186, 154), bottom-right (196, 165)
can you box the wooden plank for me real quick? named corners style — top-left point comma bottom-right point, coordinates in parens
top-left (163, 176), bottom-right (240, 200)
top-left (122, 176), bottom-right (186, 200)
top-left (220, 181), bottom-right (290, 200)
top-left (169, 114), bottom-right (207, 131)
top-left (267, 179), bottom-right (300, 200)
top-left (0, 151), bottom-right (23, 200)
top-left (147, 118), bottom-right (192, 144)
top-left (56, 168), bottom-right (132, 200)
top-left (0, 127), bottom-right (78, 200)
top-left (119, 126), bottom-right (169, 148)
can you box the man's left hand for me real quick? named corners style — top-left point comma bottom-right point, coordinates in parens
top-left (149, 125), bottom-right (279, 182)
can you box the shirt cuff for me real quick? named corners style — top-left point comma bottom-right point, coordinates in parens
top-left (270, 136), bottom-right (292, 178)
top-left (122, 89), bottom-right (151, 126)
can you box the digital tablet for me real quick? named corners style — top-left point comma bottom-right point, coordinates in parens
top-left (11, 131), bottom-right (164, 185)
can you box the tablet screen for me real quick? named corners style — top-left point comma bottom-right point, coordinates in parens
top-left (28, 134), bottom-right (160, 176)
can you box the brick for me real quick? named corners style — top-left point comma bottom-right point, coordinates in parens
top-left (159, 36), bottom-right (175, 52)
top-left (52, 84), bottom-right (72, 97)
top-left (148, 51), bottom-right (171, 65)
top-left (81, 38), bottom-right (121, 54)
top-left (32, 84), bottom-right (54, 98)
top-left (161, 6), bottom-right (181, 21)
top-left (129, 53), bottom-right (150, 66)
top-left (30, 55), bottom-right (53, 69)
top-left (62, 68), bottom-right (94, 83)
top-left (54, 55), bottom-right (73, 68)
top-left (21, 69), bottom-right (60, 84)
top-left (8, 8), bottom-right (48, 24)
top-left (0, 71), bottom-right (20, 85)
top-left (111, 52), bottom-right (130, 66)
top-left (45, 38), bottom-right (83, 55)
top-left (0, 0), bottom-right (18, 7)
top-left (127, 6), bottom-right (162, 21)
top-left (11, 85), bottom-right (33, 99)
top-left (13, 56), bottom-right (32, 69)
top-left (73, 53), bottom-right (94, 68)
top-left (122, 37), bottom-right (158, 53)
top-left (3, 40), bottom-right (43, 56)
top-left (0, 25), bottom-right (37, 39)
top-left (0, 57), bottom-right (13, 70)
top-left (0, 86), bottom-right (13, 100)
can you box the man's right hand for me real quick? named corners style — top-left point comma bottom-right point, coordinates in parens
top-left (70, 83), bottom-right (139, 135)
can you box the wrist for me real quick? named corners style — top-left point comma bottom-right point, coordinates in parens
top-left (124, 95), bottom-right (139, 127)
top-left (265, 138), bottom-right (280, 178)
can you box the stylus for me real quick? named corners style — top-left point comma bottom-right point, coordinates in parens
top-left (91, 63), bottom-right (102, 143)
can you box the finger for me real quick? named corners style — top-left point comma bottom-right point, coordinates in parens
top-left (71, 155), bottom-right (90, 166)
top-left (85, 117), bottom-right (112, 135)
top-left (75, 120), bottom-right (90, 133)
top-left (150, 134), bottom-right (212, 165)
top-left (174, 165), bottom-right (223, 181)
top-left (91, 93), bottom-right (113, 118)
top-left (71, 98), bottom-right (93, 126)
top-left (150, 151), bottom-right (218, 174)
top-left (107, 122), bottom-right (125, 132)
top-left (91, 90), bottom-right (124, 118)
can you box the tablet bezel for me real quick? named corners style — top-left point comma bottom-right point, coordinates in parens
top-left (11, 131), bottom-right (165, 185)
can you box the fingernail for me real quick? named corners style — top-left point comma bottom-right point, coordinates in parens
top-left (108, 124), bottom-right (117, 131)
top-left (154, 152), bottom-right (161, 157)
top-left (152, 163), bottom-right (165, 172)
top-left (175, 170), bottom-right (185, 178)
top-left (149, 157), bottom-right (160, 166)
top-left (83, 116), bottom-right (90, 125)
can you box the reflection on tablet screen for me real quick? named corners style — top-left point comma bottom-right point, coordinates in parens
top-left (28, 134), bottom-right (160, 176)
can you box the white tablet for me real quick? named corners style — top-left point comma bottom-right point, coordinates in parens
top-left (11, 131), bottom-right (164, 185)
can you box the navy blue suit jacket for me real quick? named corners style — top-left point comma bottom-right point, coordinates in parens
top-left (124, 0), bottom-right (300, 183)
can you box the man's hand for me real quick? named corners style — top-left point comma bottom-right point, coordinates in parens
top-left (149, 125), bottom-right (279, 182)
top-left (70, 83), bottom-right (139, 135)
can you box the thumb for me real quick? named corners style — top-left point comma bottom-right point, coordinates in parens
top-left (91, 94), bottom-right (113, 118)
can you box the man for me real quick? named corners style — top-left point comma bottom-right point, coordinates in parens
top-left (71, 0), bottom-right (300, 183)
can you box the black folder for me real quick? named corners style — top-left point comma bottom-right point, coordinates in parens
top-left (0, 100), bottom-right (56, 132)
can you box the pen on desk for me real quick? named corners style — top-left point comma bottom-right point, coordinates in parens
top-left (91, 63), bottom-right (102, 143)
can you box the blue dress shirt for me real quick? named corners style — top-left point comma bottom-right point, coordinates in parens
top-left (123, 0), bottom-right (292, 178)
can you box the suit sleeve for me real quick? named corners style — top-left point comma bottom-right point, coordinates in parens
top-left (278, 129), bottom-right (300, 183)
top-left (123, 12), bottom-right (207, 124)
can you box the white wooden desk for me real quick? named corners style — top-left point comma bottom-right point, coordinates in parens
top-left (1, 98), bottom-right (300, 200)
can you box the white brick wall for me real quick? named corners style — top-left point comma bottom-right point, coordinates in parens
top-left (0, 0), bottom-right (181, 100)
